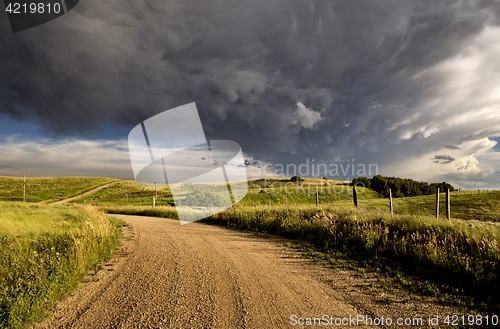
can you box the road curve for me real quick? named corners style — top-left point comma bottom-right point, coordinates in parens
top-left (34, 215), bottom-right (459, 328)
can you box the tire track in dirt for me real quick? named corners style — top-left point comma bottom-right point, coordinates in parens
top-left (49, 182), bottom-right (120, 205)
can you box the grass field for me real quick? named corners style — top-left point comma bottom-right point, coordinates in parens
top-left (69, 180), bottom-right (176, 207)
top-left (67, 178), bottom-right (378, 207)
top-left (2, 175), bottom-right (499, 318)
top-left (334, 190), bottom-right (500, 222)
top-left (0, 176), bottom-right (118, 203)
top-left (204, 206), bottom-right (500, 312)
top-left (96, 182), bottom-right (500, 314)
top-left (0, 202), bottom-right (125, 328)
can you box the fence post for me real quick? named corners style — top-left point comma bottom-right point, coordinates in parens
top-left (23, 175), bottom-right (26, 202)
top-left (446, 189), bottom-right (450, 221)
top-left (153, 196), bottom-right (156, 208)
top-left (353, 185), bottom-right (358, 207)
top-left (269, 199), bottom-right (271, 207)
top-left (126, 193), bottom-right (128, 202)
top-left (436, 188), bottom-right (440, 218)
top-left (389, 188), bottom-right (393, 216)
top-left (316, 190), bottom-right (319, 207)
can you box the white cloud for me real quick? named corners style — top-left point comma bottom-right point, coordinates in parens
top-left (291, 102), bottom-right (322, 129)
top-left (0, 137), bottom-right (134, 179)
top-left (382, 138), bottom-right (500, 189)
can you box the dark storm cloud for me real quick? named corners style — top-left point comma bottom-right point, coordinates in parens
top-left (431, 154), bottom-right (455, 164)
top-left (1, 0), bottom-right (500, 185)
top-left (440, 145), bottom-right (461, 150)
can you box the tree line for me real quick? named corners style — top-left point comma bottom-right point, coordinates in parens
top-left (352, 175), bottom-right (455, 198)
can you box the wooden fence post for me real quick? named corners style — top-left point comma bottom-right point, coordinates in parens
top-left (269, 199), bottom-right (271, 207)
top-left (353, 185), bottom-right (358, 207)
top-left (389, 188), bottom-right (393, 216)
top-left (436, 188), bottom-right (440, 219)
top-left (23, 175), bottom-right (26, 202)
top-left (446, 189), bottom-right (450, 221)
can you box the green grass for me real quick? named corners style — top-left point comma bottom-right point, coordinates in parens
top-left (99, 205), bottom-right (179, 219)
top-left (240, 180), bottom-right (380, 206)
top-left (68, 178), bottom-right (379, 208)
top-left (394, 190), bottom-right (500, 222)
top-left (0, 176), bottom-right (118, 203)
top-left (69, 181), bottom-right (175, 207)
top-left (198, 205), bottom-right (500, 313)
top-left (105, 198), bottom-right (500, 313)
top-left (3, 175), bottom-right (498, 317)
top-left (343, 190), bottom-right (500, 222)
top-left (0, 202), bottom-right (125, 328)
top-left (287, 241), bottom-right (493, 317)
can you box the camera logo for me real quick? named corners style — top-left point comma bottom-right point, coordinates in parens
top-left (4, 0), bottom-right (79, 33)
top-left (128, 103), bottom-right (248, 224)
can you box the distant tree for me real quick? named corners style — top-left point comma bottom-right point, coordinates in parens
top-left (352, 177), bottom-right (371, 189)
top-left (430, 182), bottom-right (455, 193)
top-left (352, 175), bottom-right (455, 198)
top-left (290, 176), bottom-right (303, 182)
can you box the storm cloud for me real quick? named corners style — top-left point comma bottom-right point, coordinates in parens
top-left (432, 154), bottom-right (455, 164)
top-left (1, 0), bottom-right (500, 188)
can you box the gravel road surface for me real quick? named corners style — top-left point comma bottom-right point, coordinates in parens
top-left (34, 214), bottom-right (459, 328)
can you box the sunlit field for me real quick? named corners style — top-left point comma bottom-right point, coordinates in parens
top-left (0, 176), bottom-right (118, 203)
top-left (2, 176), bottom-right (499, 321)
top-left (0, 202), bottom-right (125, 328)
top-left (93, 179), bottom-right (500, 313)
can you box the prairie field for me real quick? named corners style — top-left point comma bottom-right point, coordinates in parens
top-left (0, 202), bottom-right (125, 328)
top-left (95, 179), bottom-right (500, 313)
top-left (0, 176), bottom-right (118, 203)
top-left (1, 176), bottom-right (499, 324)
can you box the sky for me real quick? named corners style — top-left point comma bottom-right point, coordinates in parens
top-left (1, 0), bottom-right (500, 189)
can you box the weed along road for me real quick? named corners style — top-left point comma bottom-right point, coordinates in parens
top-left (35, 214), bottom-right (459, 329)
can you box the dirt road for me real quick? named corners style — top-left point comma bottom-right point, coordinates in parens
top-left (35, 215), bottom-right (459, 328)
top-left (49, 182), bottom-right (120, 205)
